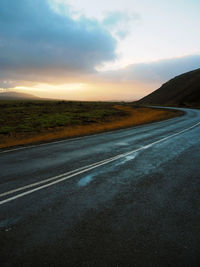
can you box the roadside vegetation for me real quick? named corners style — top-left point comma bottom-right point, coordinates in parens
top-left (0, 100), bottom-right (182, 148)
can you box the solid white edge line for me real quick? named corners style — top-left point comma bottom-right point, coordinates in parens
top-left (0, 135), bottom-right (94, 154)
top-left (0, 106), bottom-right (184, 154)
top-left (0, 120), bottom-right (200, 205)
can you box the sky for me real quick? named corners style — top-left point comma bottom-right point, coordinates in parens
top-left (0, 0), bottom-right (200, 100)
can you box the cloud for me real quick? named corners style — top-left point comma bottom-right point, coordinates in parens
top-left (0, 0), bottom-right (117, 88)
top-left (12, 54), bottom-right (200, 101)
top-left (0, 80), bottom-right (19, 89)
top-left (103, 11), bottom-right (139, 39)
top-left (102, 54), bottom-right (200, 85)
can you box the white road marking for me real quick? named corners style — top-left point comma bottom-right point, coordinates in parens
top-left (0, 121), bottom-right (200, 205)
top-left (0, 134), bottom-right (98, 154)
top-left (0, 156), bottom-right (121, 198)
top-left (0, 107), bottom-right (181, 154)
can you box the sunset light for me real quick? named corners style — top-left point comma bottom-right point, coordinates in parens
top-left (0, 0), bottom-right (199, 100)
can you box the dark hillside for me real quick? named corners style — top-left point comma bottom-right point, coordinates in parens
top-left (0, 91), bottom-right (39, 100)
top-left (139, 68), bottom-right (200, 107)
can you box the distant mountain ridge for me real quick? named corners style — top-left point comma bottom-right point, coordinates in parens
top-left (0, 91), bottom-right (40, 100)
top-left (138, 68), bottom-right (200, 107)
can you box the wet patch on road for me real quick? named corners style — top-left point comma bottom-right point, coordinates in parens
top-left (77, 174), bottom-right (94, 187)
top-left (117, 152), bottom-right (138, 166)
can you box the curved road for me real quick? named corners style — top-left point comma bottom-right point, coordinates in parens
top-left (0, 107), bottom-right (200, 266)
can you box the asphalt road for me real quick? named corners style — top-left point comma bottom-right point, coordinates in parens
top-left (0, 107), bottom-right (200, 267)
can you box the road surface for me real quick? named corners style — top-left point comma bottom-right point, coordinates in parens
top-left (0, 107), bottom-right (200, 267)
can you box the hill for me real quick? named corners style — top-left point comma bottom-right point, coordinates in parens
top-left (0, 91), bottom-right (40, 100)
top-left (138, 68), bottom-right (200, 107)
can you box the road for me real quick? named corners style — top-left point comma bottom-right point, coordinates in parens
top-left (0, 107), bottom-right (200, 267)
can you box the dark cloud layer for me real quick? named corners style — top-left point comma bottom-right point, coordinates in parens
top-left (0, 0), bottom-right (199, 96)
top-left (0, 0), bottom-right (117, 87)
top-left (103, 54), bottom-right (200, 85)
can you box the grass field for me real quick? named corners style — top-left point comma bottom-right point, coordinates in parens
top-left (0, 100), bottom-right (182, 148)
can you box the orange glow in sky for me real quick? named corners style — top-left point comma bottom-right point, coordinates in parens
top-left (0, 0), bottom-right (200, 100)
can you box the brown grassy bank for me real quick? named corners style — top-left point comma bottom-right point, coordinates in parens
top-left (0, 101), bottom-right (182, 149)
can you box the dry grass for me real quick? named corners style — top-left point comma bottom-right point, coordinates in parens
top-left (0, 104), bottom-right (181, 149)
